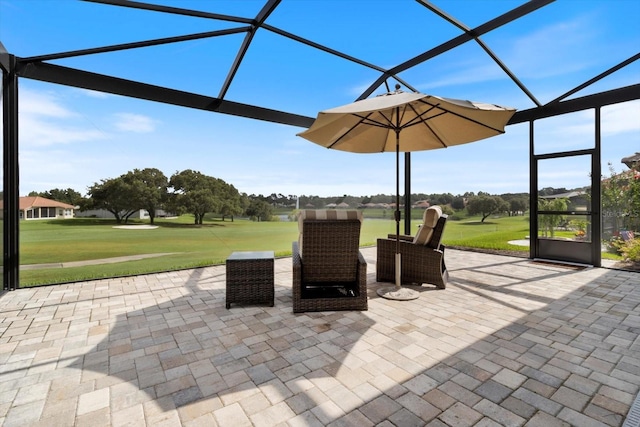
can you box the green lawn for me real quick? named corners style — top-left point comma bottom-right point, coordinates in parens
top-left (17, 213), bottom-right (617, 287)
top-left (443, 215), bottom-right (530, 250)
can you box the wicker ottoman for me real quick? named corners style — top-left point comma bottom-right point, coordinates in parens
top-left (226, 251), bottom-right (274, 308)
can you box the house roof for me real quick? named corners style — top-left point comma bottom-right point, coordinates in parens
top-left (622, 152), bottom-right (640, 169)
top-left (19, 196), bottom-right (75, 210)
top-left (539, 190), bottom-right (586, 199)
top-left (413, 201), bottom-right (431, 208)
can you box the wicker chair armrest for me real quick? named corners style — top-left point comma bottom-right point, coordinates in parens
top-left (386, 234), bottom-right (414, 242)
top-left (402, 241), bottom-right (443, 258)
top-left (292, 241), bottom-right (301, 265)
top-left (357, 250), bottom-right (366, 264)
top-left (376, 237), bottom-right (448, 288)
top-left (357, 251), bottom-right (367, 272)
top-left (357, 250), bottom-right (367, 296)
top-left (292, 241), bottom-right (302, 296)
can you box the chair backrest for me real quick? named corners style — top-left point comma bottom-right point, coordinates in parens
top-left (426, 214), bottom-right (448, 249)
top-left (413, 205), bottom-right (447, 248)
top-left (298, 210), bottom-right (362, 282)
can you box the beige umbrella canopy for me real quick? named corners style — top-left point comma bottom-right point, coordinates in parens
top-left (298, 86), bottom-right (516, 300)
top-left (298, 88), bottom-right (516, 153)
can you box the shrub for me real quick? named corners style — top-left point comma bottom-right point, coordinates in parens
top-left (606, 236), bottom-right (625, 254)
top-left (440, 205), bottom-right (455, 216)
top-left (620, 238), bottom-right (640, 262)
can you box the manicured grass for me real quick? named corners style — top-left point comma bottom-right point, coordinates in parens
top-left (443, 215), bottom-right (530, 251)
top-left (17, 213), bottom-right (619, 287)
top-left (20, 217), bottom-right (397, 262)
top-left (18, 216), bottom-right (397, 286)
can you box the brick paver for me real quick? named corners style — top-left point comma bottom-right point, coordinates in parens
top-left (0, 248), bottom-right (639, 426)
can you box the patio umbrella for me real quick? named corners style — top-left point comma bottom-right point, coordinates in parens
top-left (297, 85), bottom-right (516, 300)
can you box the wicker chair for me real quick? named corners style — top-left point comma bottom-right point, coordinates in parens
top-left (292, 210), bottom-right (368, 313)
top-left (376, 206), bottom-right (448, 289)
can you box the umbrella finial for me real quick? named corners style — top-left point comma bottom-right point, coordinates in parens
top-left (395, 83), bottom-right (401, 92)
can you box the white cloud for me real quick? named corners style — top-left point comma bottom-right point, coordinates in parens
top-left (506, 15), bottom-right (597, 79)
top-left (20, 115), bottom-right (106, 147)
top-left (18, 88), bottom-right (108, 147)
top-left (523, 99), bottom-right (640, 155)
top-left (77, 88), bottom-right (111, 99)
top-left (113, 113), bottom-right (158, 133)
top-left (418, 14), bottom-right (598, 92)
top-left (19, 148), bottom-right (121, 195)
top-left (19, 88), bottom-right (75, 118)
top-left (602, 100), bottom-right (640, 135)
top-left (418, 62), bottom-right (504, 91)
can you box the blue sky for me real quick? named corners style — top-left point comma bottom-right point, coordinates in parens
top-left (1, 0), bottom-right (639, 198)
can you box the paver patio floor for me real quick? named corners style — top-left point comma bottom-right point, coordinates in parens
top-left (0, 247), bottom-right (638, 426)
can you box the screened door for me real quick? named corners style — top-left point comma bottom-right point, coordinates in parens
top-left (530, 111), bottom-right (601, 267)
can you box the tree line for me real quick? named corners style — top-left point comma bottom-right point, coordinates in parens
top-left (29, 168), bottom-right (275, 224)
top-left (25, 164), bottom-right (639, 262)
top-left (29, 168), bottom-right (531, 225)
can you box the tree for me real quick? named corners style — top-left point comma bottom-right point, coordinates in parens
top-left (538, 197), bottom-right (568, 237)
top-left (85, 177), bottom-right (139, 223)
top-left (123, 168), bottom-right (168, 225)
top-left (245, 199), bottom-right (273, 221)
top-left (218, 181), bottom-right (244, 221)
top-left (602, 163), bottom-right (640, 235)
top-left (467, 195), bottom-right (504, 222)
top-left (168, 170), bottom-right (222, 225)
top-left (451, 196), bottom-right (466, 210)
top-left (509, 198), bottom-right (528, 216)
top-left (498, 198), bottom-right (510, 216)
top-left (629, 171), bottom-right (640, 232)
top-left (539, 187), bottom-right (569, 196)
top-left (239, 192), bottom-right (251, 214)
top-left (28, 188), bottom-right (83, 206)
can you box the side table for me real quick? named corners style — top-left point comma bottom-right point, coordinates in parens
top-left (226, 251), bottom-right (275, 308)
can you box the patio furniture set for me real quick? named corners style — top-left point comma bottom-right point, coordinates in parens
top-left (225, 207), bottom-right (448, 312)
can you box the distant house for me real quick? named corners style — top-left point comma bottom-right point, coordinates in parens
top-left (539, 190), bottom-right (586, 200)
top-left (359, 202), bottom-right (391, 209)
top-left (622, 152), bottom-right (640, 170)
top-left (412, 200), bottom-right (430, 209)
top-left (7, 196), bottom-right (75, 220)
top-left (539, 190), bottom-right (589, 211)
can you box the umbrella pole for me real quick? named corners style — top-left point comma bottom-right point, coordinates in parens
top-left (394, 132), bottom-right (402, 290)
top-left (377, 129), bottom-right (419, 301)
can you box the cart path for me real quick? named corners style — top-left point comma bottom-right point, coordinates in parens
top-left (20, 253), bottom-right (177, 270)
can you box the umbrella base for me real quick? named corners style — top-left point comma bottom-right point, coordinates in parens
top-left (376, 285), bottom-right (420, 301)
